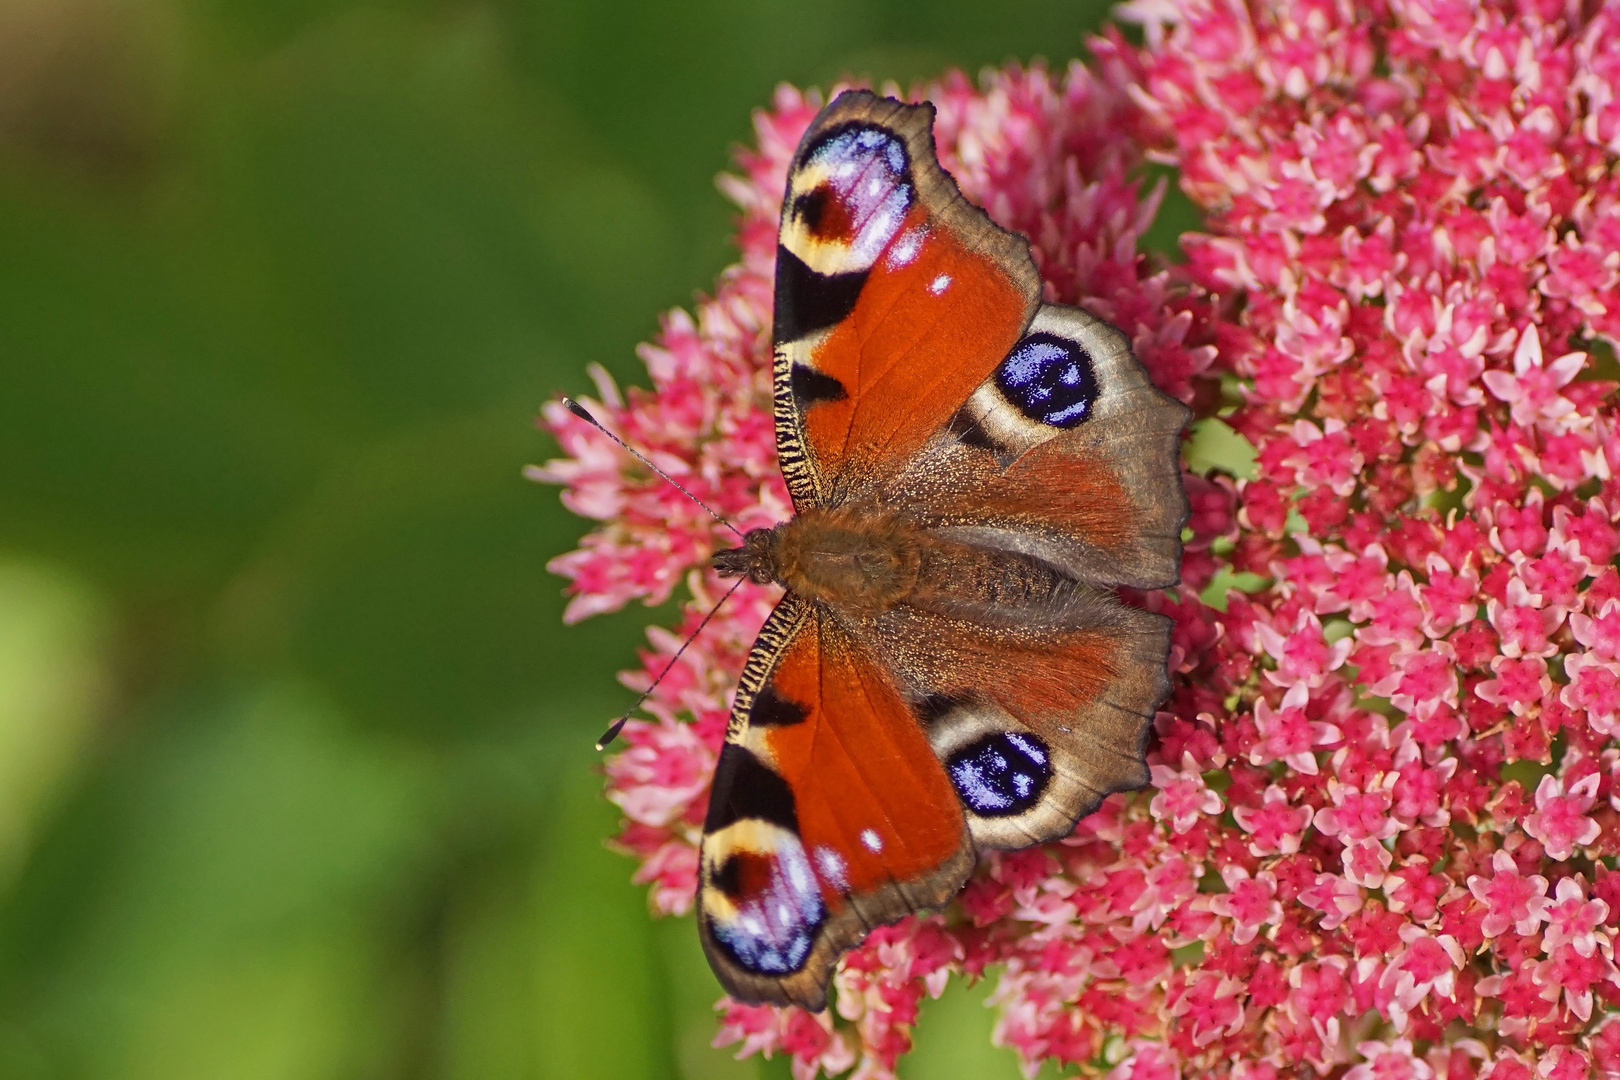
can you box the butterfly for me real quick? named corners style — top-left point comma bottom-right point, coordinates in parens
top-left (699, 89), bottom-right (1189, 1010)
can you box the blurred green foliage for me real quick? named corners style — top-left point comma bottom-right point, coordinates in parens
top-left (0, 0), bottom-right (1128, 1075)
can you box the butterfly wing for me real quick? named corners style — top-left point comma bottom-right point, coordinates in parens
top-left (772, 90), bottom-right (1041, 509)
top-left (698, 594), bottom-right (973, 1010)
top-left (771, 90), bottom-right (1188, 587)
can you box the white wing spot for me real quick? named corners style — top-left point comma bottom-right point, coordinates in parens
top-left (929, 273), bottom-right (952, 295)
top-left (886, 227), bottom-right (925, 269)
top-left (814, 847), bottom-right (849, 890)
top-left (860, 829), bottom-right (883, 853)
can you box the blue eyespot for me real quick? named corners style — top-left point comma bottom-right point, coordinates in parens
top-left (995, 332), bottom-right (1098, 428)
top-left (946, 731), bottom-right (1052, 817)
top-left (808, 126), bottom-right (909, 179)
top-left (708, 837), bottom-right (825, 975)
top-left (797, 124), bottom-right (914, 271)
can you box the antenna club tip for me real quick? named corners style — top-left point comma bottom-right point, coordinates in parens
top-left (595, 715), bottom-right (630, 751)
top-left (561, 397), bottom-right (598, 424)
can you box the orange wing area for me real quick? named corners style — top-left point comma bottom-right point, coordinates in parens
top-left (803, 207), bottom-right (1032, 497)
top-left (761, 611), bottom-right (966, 896)
top-left (902, 437), bottom-right (1138, 557)
top-left (697, 597), bottom-right (971, 1010)
top-left (772, 91), bottom-right (1041, 508)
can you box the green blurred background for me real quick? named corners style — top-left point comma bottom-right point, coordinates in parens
top-left (0, 1), bottom-right (1116, 1076)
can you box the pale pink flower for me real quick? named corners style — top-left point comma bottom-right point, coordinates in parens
top-left (1467, 850), bottom-right (1550, 937)
top-left (1346, 1038), bottom-right (1434, 1080)
top-left (1379, 928), bottom-right (1464, 1029)
top-left (1110, 1041), bottom-right (1181, 1080)
top-left (1477, 655), bottom-right (1550, 717)
top-left (1299, 871), bottom-right (1364, 930)
top-left (1253, 609), bottom-right (1352, 689)
top-left (1232, 784), bottom-right (1313, 856)
top-left (603, 716), bottom-right (715, 828)
top-left (1149, 753), bottom-right (1224, 833)
top-left (630, 837), bottom-right (700, 916)
top-left (1523, 773), bottom-right (1601, 860)
top-left (1542, 876), bottom-right (1610, 958)
top-left (1315, 776), bottom-right (1401, 843)
top-left (1168, 972), bottom-right (1245, 1047)
top-left (1248, 682), bottom-right (1341, 775)
top-left (1571, 598), bottom-right (1620, 660)
top-left (1207, 866), bottom-right (1281, 944)
top-left (1481, 326), bottom-right (1587, 431)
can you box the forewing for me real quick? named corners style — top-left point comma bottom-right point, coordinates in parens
top-left (698, 594), bottom-right (973, 1010)
top-left (771, 90), bottom-right (1041, 509)
top-left (891, 303), bottom-right (1191, 589)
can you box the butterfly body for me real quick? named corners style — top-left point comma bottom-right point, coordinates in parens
top-left (716, 506), bottom-right (1081, 621)
top-left (694, 90), bottom-right (1190, 1010)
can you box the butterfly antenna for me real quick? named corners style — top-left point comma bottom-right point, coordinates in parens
top-left (561, 397), bottom-right (743, 540)
top-left (595, 578), bottom-right (746, 750)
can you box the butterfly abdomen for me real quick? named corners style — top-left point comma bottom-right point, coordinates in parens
top-left (909, 539), bottom-right (1079, 618)
top-left (715, 504), bottom-right (1081, 622)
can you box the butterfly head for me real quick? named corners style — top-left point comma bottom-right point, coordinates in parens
top-left (713, 508), bottom-right (926, 617)
top-left (713, 528), bottom-right (781, 586)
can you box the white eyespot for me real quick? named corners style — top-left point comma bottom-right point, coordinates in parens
top-left (860, 828), bottom-right (883, 853)
top-left (929, 273), bottom-right (952, 295)
top-left (848, 191), bottom-right (910, 267)
top-left (886, 227), bottom-right (926, 269)
top-left (814, 846), bottom-right (849, 891)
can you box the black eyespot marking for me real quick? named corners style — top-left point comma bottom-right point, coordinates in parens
top-left (946, 731), bottom-right (1052, 817)
top-left (751, 683), bottom-right (809, 727)
top-left (789, 361), bottom-right (849, 406)
top-left (704, 743), bottom-right (798, 833)
top-left (794, 185), bottom-right (849, 241)
top-left (774, 247), bottom-right (867, 342)
top-left (711, 852), bottom-right (747, 897)
top-left (945, 408), bottom-right (1011, 456)
top-left (795, 186), bottom-right (828, 232)
top-left (914, 693), bottom-right (962, 726)
top-left (995, 332), bottom-right (1098, 428)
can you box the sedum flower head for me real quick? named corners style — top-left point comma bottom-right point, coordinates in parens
top-left (533, 1), bottom-right (1620, 1076)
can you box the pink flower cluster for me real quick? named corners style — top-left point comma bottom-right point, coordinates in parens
top-left (532, 1), bottom-right (1620, 1076)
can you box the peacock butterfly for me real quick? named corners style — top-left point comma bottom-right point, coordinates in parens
top-left (696, 90), bottom-right (1189, 1010)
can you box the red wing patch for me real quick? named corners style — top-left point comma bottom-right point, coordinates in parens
top-left (761, 613), bottom-right (965, 896)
